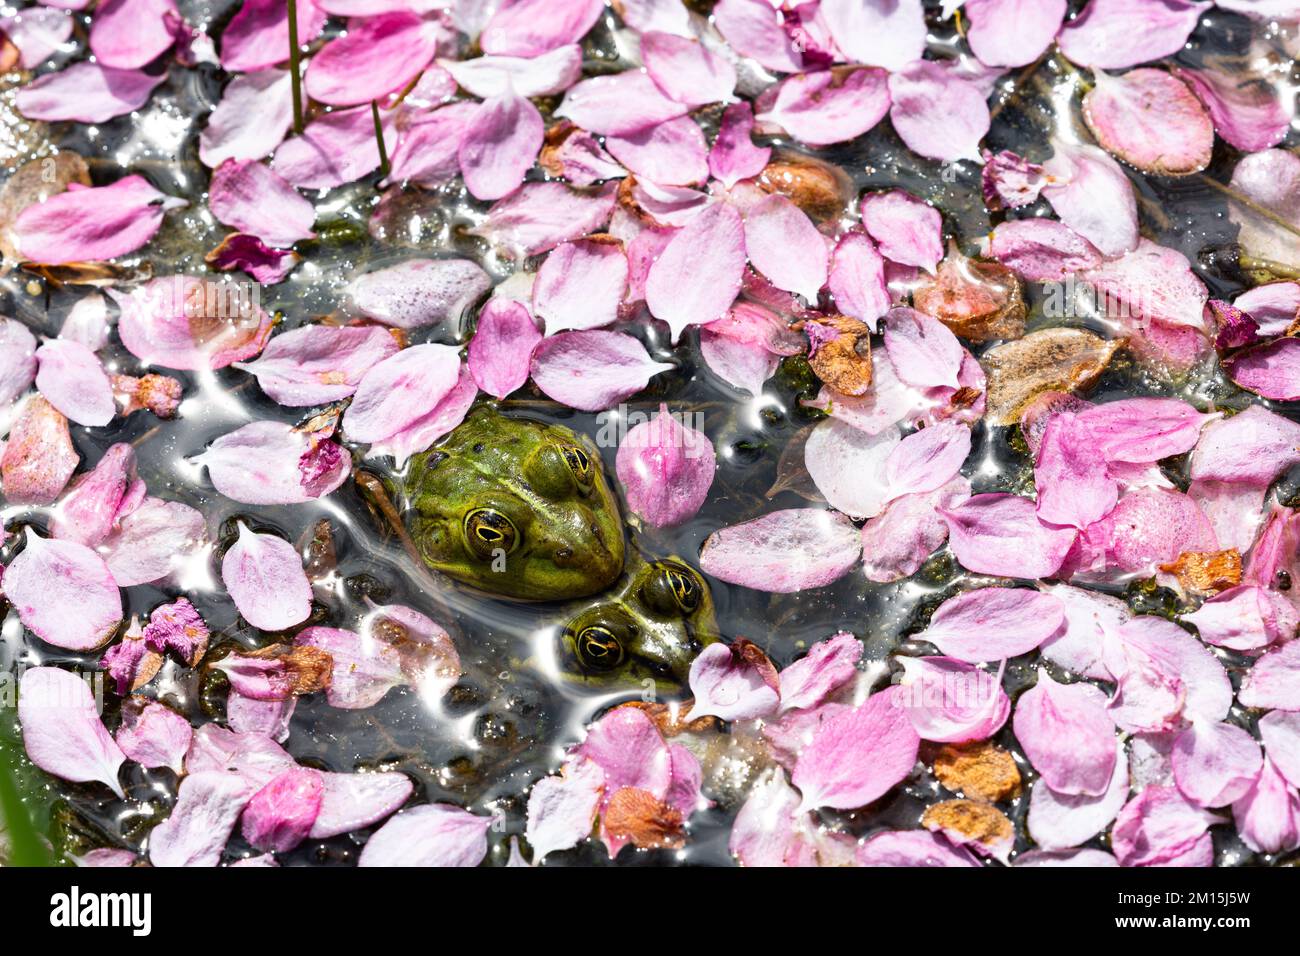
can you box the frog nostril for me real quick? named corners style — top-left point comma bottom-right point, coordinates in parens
top-left (554, 547), bottom-right (575, 565)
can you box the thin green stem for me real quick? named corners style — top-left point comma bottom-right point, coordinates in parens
top-left (371, 100), bottom-right (389, 179)
top-left (287, 0), bottom-right (304, 135)
top-left (1198, 173), bottom-right (1300, 243)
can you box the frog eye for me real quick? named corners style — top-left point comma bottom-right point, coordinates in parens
top-left (558, 443), bottom-right (594, 488)
top-left (642, 561), bottom-right (704, 616)
top-left (574, 625), bottom-right (625, 671)
top-left (462, 508), bottom-right (519, 560)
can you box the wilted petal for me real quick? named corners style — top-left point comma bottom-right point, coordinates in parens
top-left (364, 366), bottom-right (478, 467)
top-left (467, 298), bottom-right (541, 399)
top-left (791, 686), bottom-right (920, 812)
top-left (199, 69), bottom-right (297, 168)
top-left (1225, 338), bottom-right (1300, 401)
top-left (358, 803), bottom-right (490, 867)
top-left (1038, 582), bottom-right (1129, 680)
top-left (645, 201), bottom-right (746, 341)
top-left (345, 258), bottom-right (490, 332)
top-left (50, 443), bottom-right (136, 547)
top-left (115, 698), bottom-right (191, 774)
top-left (1174, 64), bottom-right (1289, 153)
top-left (6, 531), bottom-right (120, 651)
top-left (1107, 615), bottom-right (1232, 731)
top-left (88, 0), bottom-right (177, 70)
top-left (918, 588), bottom-right (1065, 664)
top-left (888, 60), bottom-right (989, 164)
top-left (16, 61), bottom-right (164, 123)
top-left (605, 116), bottom-right (708, 187)
top-left (1239, 640), bottom-right (1300, 710)
top-left (1184, 584), bottom-right (1297, 651)
top-left (699, 508), bottom-right (862, 593)
top-left (220, 0), bottom-right (325, 71)
top-left (533, 238), bottom-right (628, 334)
top-left (1, 396), bottom-right (75, 503)
top-left (1112, 784), bottom-right (1221, 867)
top-left (1026, 742), bottom-right (1129, 850)
top-left (241, 767), bottom-right (323, 853)
top-left (525, 758), bottom-right (604, 862)
top-left (1034, 412), bottom-right (1118, 530)
top-left (1014, 669), bottom-right (1116, 796)
top-left (197, 420), bottom-right (347, 505)
top-left (986, 218), bottom-right (1102, 281)
top-left (686, 641), bottom-right (780, 722)
top-left (885, 421), bottom-right (970, 499)
top-left (221, 523), bottom-right (312, 632)
top-left (295, 626), bottom-right (405, 709)
top-left (1058, 0), bottom-right (1208, 70)
top-left (754, 67), bottom-right (891, 147)
top-left (1084, 69), bottom-right (1213, 176)
top-left (941, 493), bottom-right (1078, 579)
top-left (529, 330), bottom-right (672, 411)
top-left (34, 338), bottom-right (114, 427)
top-left (828, 232), bottom-right (890, 329)
top-left (1190, 405), bottom-right (1300, 487)
top-left (101, 497), bottom-right (206, 587)
top-left (1041, 139), bottom-right (1139, 257)
top-left (149, 771), bottom-right (252, 867)
top-left (19, 666), bottom-right (125, 798)
top-left (15, 176), bottom-right (184, 264)
top-left (964, 0), bottom-right (1066, 68)
top-left (111, 275), bottom-right (272, 371)
top-left (615, 403), bottom-right (715, 528)
top-left (883, 308), bottom-right (964, 391)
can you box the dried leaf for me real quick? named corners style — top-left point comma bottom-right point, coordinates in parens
top-left (756, 155), bottom-right (851, 220)
top-left (802, 314), bottom-right (873, 397)
top-left (921, 799), bottom-right (1014, 859)
top-left (912, 247), bottom-right (1026, 343)
top-left (614, 701), bottom-right (719, 738)
top-left (602, 787), bottom-right (685, 850)
top-left (1160, 548), bottom-right (1243, 595)
top-left (930, 740), bottom-right (1023, 802)
top-left (981, 328), bottom-right (1121, 426)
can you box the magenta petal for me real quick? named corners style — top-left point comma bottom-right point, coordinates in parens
top-left (804, 418), bottom-right (899, 519)
top-left (19, 666), bottom-right (125, 798)
top-left (1113, 784), bottom-right (1221, 867)
top-left (1190, 405), bottom-right (1300, 487)
top-left (791, 686), bottom-right (920, 812)
top-left (1041, 140), bottom-right (1139, 257)
top-left (115, 699), bottom-right (192, 774)
top-left (1184, 585), bottom-right (1298, 651)
top-left (200, 69), bottom-right (297, 168)
top-left (467, 298), bottom-right (541, 399)
top-left (209, 159), bottom-right (315, 248)
top-left (856, 829), bottom-right (980, 867)
top-left (860, 190), bottom-right (944, 273)
top-left (15, 176), bottom-right (184, 264)
top-left (888, 60), bottom-right (990, 164)
top-left (469, 181), bottom-right (617, 258)
top-left (442, 44), bottom-right (582, 99)
top-left (1014, 669), bottom-right (1116, 795)
top-left (556, 70), bottom-right (689, 136)
top-left (862, 477), bottom-right (971, 583)
top-left (197, 421), bottom-right (348, 505)
top-left (645, 201), bottom-right (746, 341)
top-left (642, 31), bottom-right (736, 107)
top-left (221, 522), bottom-right (312, 632)
top-left (533, 238), bottom-right (629, 333)
top-left (699, 508), bottom-right (863, 593)
top-left (1239, 640), bottom-right (1300, 711)
top-left (101, 497), bottom-right (207, 587)
top-left (828, 232), bottom-right (890, 329)
top-left (220, 0), bottom-right (325, 72)
top-left (304, 11), bottom-right (437, 107)
top-left (940, 493), bottom-right (1078, 579)
top-left (896, 656), bottom-right (1010, 744)
top-left (605, 116), bottom-right (708, 187)
top-left (6, 531), bottom-right (121, 651)
top-left (309, 771), bottom-right (413, 839)
top-left (987, 218), bottom-right (1103, 281)
top-left (1034, 412), bottom-right (1118, 530)
top-left (712, 0), bottom-right (803, 73)
top-left (1058, 0), bottom-right (1209, 71)
top-left (965, 0), bottom-right (1067, 68)
top-left (1172, 719), bottom-right (1262, 809)
top-left (234, 324), bottom-right (397, 407)
top-left (35, 338), bottom-right (115, 427)
top-left (344, 343), bottom-right (462, 443)
top-left (1232, 756), bottom-right (1300, 855)
top-left (149, 771), bottom-right (253, 867)
top-left (241, 767), bottom-right (323, 854)
top-left (778, 632), bottom-right (863, 714)
top-left (16, 62), bottom-right (165, 123)
top-left (89, 0), bottom-right (177, 69)
top-left (743, 194), bottom-right (828, 302)
top-left (295, 626), bottom-right (405, 709)
top-left (525, 758), bottom-right (604, 862)
top-left (1084, 68), bottom-right (1213, 176)
top-left (479, 0), bottom-right (603, 56)
top-left (883, 307), bottom-right (964, 391)
top-left (1225, 337), bottom-right (1300, 401)
top-left (918, 588), bottom-right (1065, 663)
top-left (820, 0), bottom-right (926, 71)
top-left (1174, 64), bottom-right (1290, 153)
top-left (754, 67), bottom-right (891, 147)
top-left (686, 642), bottom-right (780, 722)
top-left (358, 803), bottom-right (490, 867)
top-left (1026, 742), bottom-right (1129, 850)
top-left (615, 403), bottom-right (716, 528)
top-left (530, 330), bottom-right (672, 411)
top-left (273, 105), bottom-right (397, 190)
top-left (458, 90), bottom-right (544, 201)
top-left (51, 443), bottom-right (136, 547)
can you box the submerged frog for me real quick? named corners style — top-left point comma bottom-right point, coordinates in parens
top-left (392, 406), bottom-right (625, 601)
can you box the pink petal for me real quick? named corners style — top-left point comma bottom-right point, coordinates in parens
top-left (981, 149), bottom-right (1047, 209)
top-left (343, 343), bottom-right (462, 443)
top-left (885, 420), bottom-right (970, 499)
top-left (1225, 337), bottom-right (1300, 401)
top-left (358, 803), bottom-right (490, 867)
top-left (220, 0), bottom-right (326, 72)
top-left (6, 531), bottom-right (120, 651)
top-left (1058, 0), bottom-right (1210, 71)
top-left (1038, 582), bottom-right (1129, 680)
top-left (273, 105), bottom-right (397, 190)
top-left (615, 403), bottom-right (716, 528)
top-left (1232, 756), bottom-right (1300, 855)
top-left (1112, 783), bottom-right (1221, 867)
top-left (895, 656), bottom-right (1010, 743)
top-left (888, 60), bottom-right (989, 164)
top-left (754, 67), bottom-right (891, 147)
top-left (529, 329), bottom-right (673, 411)
top-left (1259, 711), bottom-right (1300, 791)
top-left (88, 0), bottom-right (177, 69)
top-left (221, 522), bottom-right (312, 632)
top-left (828, 232), bottom-right (890, 329)
top-left (686, 642), bottom-right (781, 722)
top-left (642, 31), bottom-right (735, 107)
top-left (234, 324), bottom-right (397, 406)
top-left (469, 181), bottom-right (617, 258)
top-left (1015, 848), bottom-right (1117, 867)
top-left (742, 193), bottom-right (828, 302)
top-left (712, 0), bottom-right (803, 74)
top-left (149, 771), bottom-right (253, 867)
top-left (0, 395), bottom-right (77, 504)
top-left (51, 443), bottom-right (137, 547)
top-left (940, 493), bottom-right (1077, 579)
top-left (1174, 64), bottom-right (1290, 152)
top-left (1190, 404), bottom-right (1300, 487)
top-left (345, 258), bottom-right (490, 331)
top-left (1040, 139), bottom-right (1138, 257)
top-left (115, 698), bottom-right (192, 774)
top-left (0, 317), bottom-right (36, 406)
top-left (309, 771), bottom-right (414, 839)
top-left (860, 190), bottom-right (943, 273)
top-left (1090, 487), bottom-right (1217, 576)
top-left (467, 297), bottom-right (541, 399)
top-left (383, 102), bottom-right (479, 188)
top-left (304, 11), bottom-right (438, 106)
top-left (1229, 148), bottom-right (1300, 271)
top-left (111, 274), bottom-right (272, 370)
top-left (1172, 719), bottom-right (1262, 808)
top-left (100, 497), bottom-right (207, 587)
top-left (15, 176), bottom-right (184, 264)
top-left (856, 829), bottom-right (980, 867)
top-left (295, 626), bottom-right (405, 709)
top-left (803, 418), bottom-right (899, 519)
top-left (1189, 479), bottom-right (1267, 555)
top-left (533, 238), bottom-right (629, 334)
top-left (208, 159), bottom-right (315, 248)
top-left (1026, 742), bottom-right (1130, 850)
top-left (226, 691), bottom-right (295, 742)
top-left (1087, 240), bottom-right (1210, 334)
top-left (605, 116), bottom-right (708, 187)
top-left (19, 666), bottom-right (125, 798)
top-left (986, 218), bottom-right (1103, 281)
top-left (479, 0), bottom-right (603, 56)
top-left (1083, 68), bottom-right (1213, 176)
top-left (538, 124), bottom-right (624, 187)
top-left (862, 476), bottom-right (972, 583)
top-left (819, 0), bottom-right (926, 71)
top-left (241, 767), bottom-right (323, 853)
top-left (1, 8), bottom-right (73, 68)
top-left (729, 768), bottom-right (813, 867)
top-left (883, 307), bottom-right (964, 391)
top-left (645, 201), bottom-right (746, 341)
top-left (458, 89), bottom-right (544, 201)
top-left (1107, 615), bottom-right (1232, 729)
top-left (1077, 398), bottom-right (1210, 463)
top-left (441, 44), bottom-right (582, 98)
top-left (556, 70), bottom-right (689, 136)
top-left (576, 708), bottom-right (671, 801)
top-left (364, 365), bottom-right (478, 467)
top-left (699, 508), bottom-right (863, 593)
top-left (1239, 640), bottom-right (1300, 710)
top-left (205, 234), bottom-right (299, 285)
top-left (1014, 668), bottom-right (1116, 796)
top-left (918, 587), bottom-right (1065, 664)
top-left (617, 0), bottom-right (693, 35)
top-left (16, 61), bottom-right (164, 123)
top-left (1184, 584), bottom-right (1297, 651)
top-left (1234, 281), bottom-right (1300, 336)
top-left (197, 420), bottom-right (348, 505)
top-left (779, 632), bottom-right (863, 714)
top-left (1034, 412), bottom-right (1119, 530)
top-left (791, 686), bottom-right (920, 812)
top-left (34, 338), bottom-right (114, 427)
top-left (200, 69), bottom-right (297, 168)
top-left (964, 0), bottom-right (1067, 67)
top-left (525, 758), bottom-right (605, 862)
top-left (185, 724), bottom-right (295, 785)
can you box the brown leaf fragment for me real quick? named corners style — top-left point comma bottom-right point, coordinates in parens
top-left (798, 314), bottom-right (873, 396)
top-left (615, 700), bottom-right (719, 737)
top-left (921, 799), bottom-right (1014, 858)
top-left (912, 248), bottom-right (1026, 343)
top-left (981, 327), bottom-right (1122, 426)
top-left (1160, 549), bottom-right (1242, 595)
top-left (240, 643), bottom-right (334, 696)
top-left (931, 740), bottom-right (1022, 802)
top-left (756, 155), bottom-right (852, 220)
top-left (602, 787), bottom-right (686, 850)
top-left (300, 519), bottom-right (337, 581)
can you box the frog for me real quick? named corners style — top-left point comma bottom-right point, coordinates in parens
top-left (388, 406), bottom-right (625, 601)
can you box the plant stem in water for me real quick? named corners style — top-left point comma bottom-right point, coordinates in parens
top-left (372, 101), bottom-right (389, 179)
top-left (287, 0), bottom-right (304, 135)
top-left (1198, 174), bottom-right (1300, 242)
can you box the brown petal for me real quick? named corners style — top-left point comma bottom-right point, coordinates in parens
top-left (921, 799), bottom-right (1014, 855)
top-left (981, 327), bottom-right (1121, 426)
top-left (602, 787), bottom-right (686, 850)
top-left (800, 314), bottom-right (873, 397)
top-left (756, 155), bottom-right (852, 221)
top-left (614, 701), bottom-right (719, 737)
top-left (930, 740), bottom-right (1022, 802)
top-left (242, 643), bottom-right (334, 696)
top-left (912, 247), bottom-right (1026, 343)
top-left (1159, 548), bottom-right (1243, 595)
